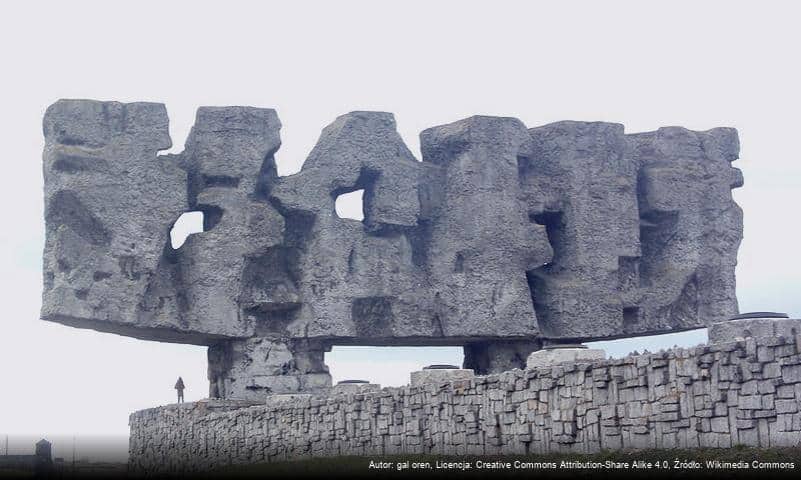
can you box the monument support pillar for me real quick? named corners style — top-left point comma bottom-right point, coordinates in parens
top-left (463, 340), bottom-right (542, 374)
top-left (208, 337), bottom-right (331, 401)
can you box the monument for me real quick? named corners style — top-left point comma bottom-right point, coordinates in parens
top-left (41, 99), bottom-right (743, 401)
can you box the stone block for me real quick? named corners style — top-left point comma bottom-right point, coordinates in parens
top-left (331, 382), bottom-right (381, 395)
top-left (782, 364), bottom-right (801, 384)
top-left (709, 317), bottom-right (800, 344)
top-left (410, 368), bottom-right (475, 387)
top-left (526, 348), bottom-right (606, 369)
top-left (265, 394), bottom-right (313, 408)
top-left (739, 395), bottom-right (762, 410)
top-left (775, 400), bottom-right (799, 414)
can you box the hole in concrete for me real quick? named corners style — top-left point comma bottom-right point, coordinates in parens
top-left (325, 346), bottom-right (463, 387)
top-left (335, 189), bottom-right (365, 221)
top-left (525, 210), bottom-right (566, 335)
top-left (530, 211), bottom-right (565, 268)
top-left (170, 211), bottom-right (204, 249)
top-left (623, 306), bottom-right (640, 326)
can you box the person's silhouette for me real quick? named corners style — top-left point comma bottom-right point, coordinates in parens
top-left (175, 377), bottom-right (185, 403)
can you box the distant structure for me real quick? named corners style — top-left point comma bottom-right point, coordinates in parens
top-left (41, 100), bottom-right (743, 400)
top-left (0, 438), bottom-right (52, 474)
top-left (34, 439), bottom-right (51, 461)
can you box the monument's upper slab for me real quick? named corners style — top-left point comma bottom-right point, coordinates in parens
top-left (41, 99), bottom-right (743, 346)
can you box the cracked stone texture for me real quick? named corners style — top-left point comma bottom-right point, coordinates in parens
top-left (331, 382), bottom-right (382, 395)
top-left (526, 348), bottom-right (606, 369)
top-left (409, 368), bottom-right (475, 387)
top-left (129, 334), bottom-right (801, 472)
top-left (42, 100), bottom-right (744, 398)
top-left (709, 317), bottom-right (801, 344)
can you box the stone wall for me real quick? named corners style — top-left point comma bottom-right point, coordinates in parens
top-left (129, 334), bottom-right (801, 474)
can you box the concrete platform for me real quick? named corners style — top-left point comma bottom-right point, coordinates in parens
top-left (331, 380), bottom-right (381, 394)
top-left (709, 315), bottom-right (800, 344)
top-left (410, 366), bottom-right (474, 386)
top-left (526, 346), bottom-right (605, 369)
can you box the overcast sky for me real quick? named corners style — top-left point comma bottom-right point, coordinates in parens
top-left (0, 0), bottom-right (799, 443)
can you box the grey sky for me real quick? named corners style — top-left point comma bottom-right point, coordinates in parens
top-left (0, 0), bottom-right (799, 439)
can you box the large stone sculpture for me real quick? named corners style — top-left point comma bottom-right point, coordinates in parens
top-left (41, 100), bottom-right (744, 400)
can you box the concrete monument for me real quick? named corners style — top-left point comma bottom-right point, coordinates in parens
top-left (41, 100), bottom-right (743, 400)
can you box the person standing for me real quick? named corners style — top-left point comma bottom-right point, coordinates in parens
top-left (175, 377), bottom-right (185, 403)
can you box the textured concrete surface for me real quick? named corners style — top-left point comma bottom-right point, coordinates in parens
top-left (709, 317), bottom-right (801, 344)
top-left (526, 347), bottom-right (606, 369)
top-left (264, 393), bottom-right (313, 408)
top-left (130, 332), bottom-right (801, 474)
top-left (42, 100), bottom-right (744, 398)
top-left (331, 382), bottom-right (381, 395)
top-left (410, 368), bottom-right (475, 387)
